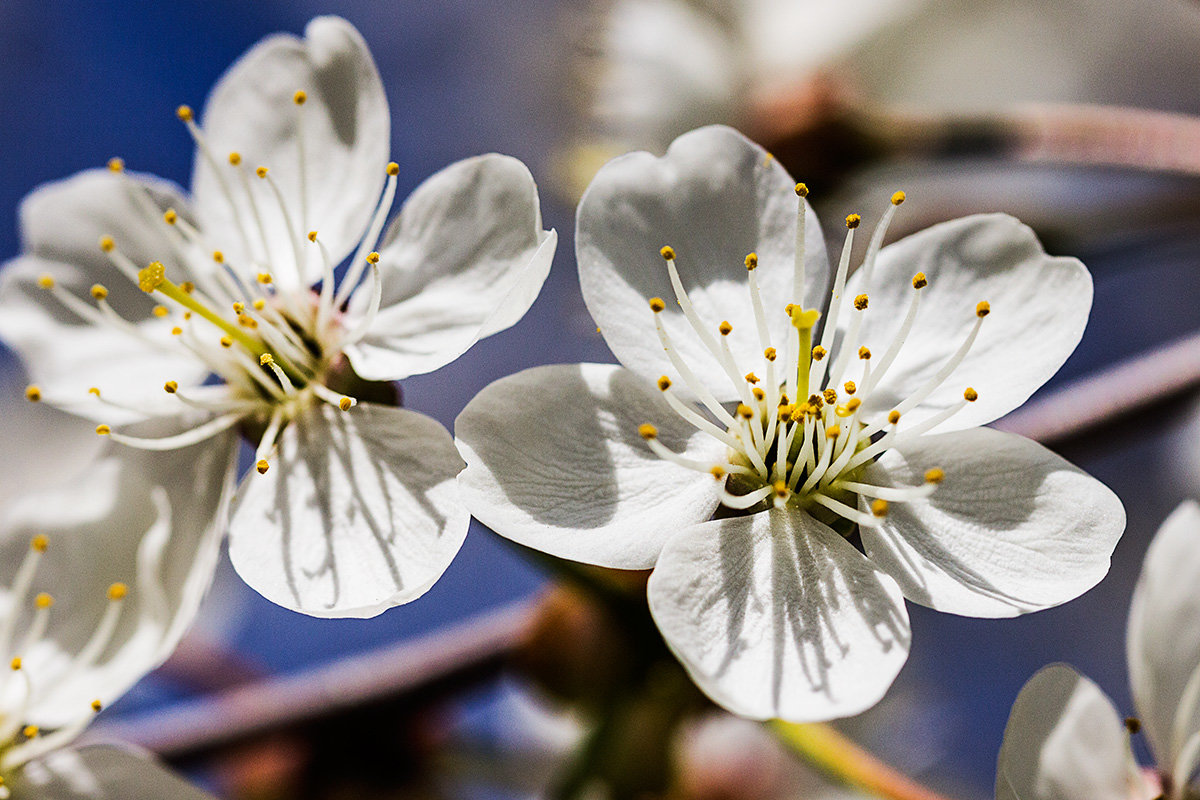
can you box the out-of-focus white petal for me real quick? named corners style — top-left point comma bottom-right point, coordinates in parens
top-left (577, 125), bottom-right (827, 402)
top-left (1127, 500), bottom-right (1200, 770)
top-left (996, 664), bottom-right (1141, 800)
top-left (859, 427), bottom-right (1124, 618)
top-left (15, 745), bottom-right (217, 800)
top-left (345, 154), bottom-right (555, 381)
top-left (456, 363), bottom-right (724, 570)
top-left (228, 403), bottom-right (468, 618)
top-left (193, 16), bottom-right (389, 285)
top-left (846, 214), bottom-right (1092, 433)
top-left (648, 509), bottom-right (910, 722)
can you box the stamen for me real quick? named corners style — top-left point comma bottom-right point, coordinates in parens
top-left (864, 277), bottom-right (925, 393)
top-left (793, 183), bottom-right (808, 306)
top-left (106, 412), bottom-right (245, 450)
top-left (336, 163), bottom-right (401, 308)
top-left (340, 257), bottom-right (383, 348)
top-left (857, 189), bottom-right (905, 286)
top-left (810, 493), bottom-right (881, 528)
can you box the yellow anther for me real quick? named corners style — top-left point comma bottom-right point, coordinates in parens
top-left (809, 393), bottom-right (823, 408)
top-left (924, 467), bottom-right (946, 484)
top-left (293, 89), bottom-right (308, 105)
top-left (256, 460), bottom-right (270, 474)
top-left (891, 190), bottom-right (906, 206)
top-left (744, 252), bottom-right (758, 270)
top-left (659, 245), bottom-right (676, 261)
top-left (366, 251), bottom-right (380, 264)
top-left (854, 294), bottom-right (869, 310)
top-left (88, 387), bottom-right (101, 397)
top-left (171, 327), bottom-right (182, 336)
top-left (37, 274), bottom-right (55, 290)
top-left (736, 404), bottom-right (754, 420)
top-left (22, 726), bottom-right (38, 739)
top-left (845, 397), bottom-right (862, 412)
top-left (175, 105), bottom-right (194, 122)
top-left (638, 423), bottom-right (658, 440)
top-left (307, 230), bottom-right (319, 242)
top-left (99, 235), bottom-right (115, 252)
top-left (657, 376), bottom-right (671, 391)
top-left (107, 583), bottom-right (128, 601)
top-left (871, 499), bottom-right (889, 517)
top-left (164, 381), bottom-right (178, 394)
top-left (826, 424), bottom-right (842, 439)
top-left (255, 166), bottom-right (269, 179)
top-left (843, 381), bottom-right (857, 395)
top-left (91, 699), bottom-right (103, 712)
top-left (96, 424), bottom-right (111, 436)
top-left (887, 410), bottom-right (901, 425)
top-left (219, 336), bottom-right (233, 348)
top-left (778, 404), bottom-right (794, 420)
top-left (752, 387), bottom-right (766, 401)
top-left (845, 214), bottom-right (861, 229)
top-left (858, 346), bottom-right (871, 360)
top-left (137, 261), bottom-right (165, 293)
top-left (163, 208), bottom-right (178, 225)
top-left (9, 658), bottom-right (21, 671)
top-left (152, 305), bottom-right (169, 318)
top-left (257, 273), bottom-right (273, 284)
top-left (238, 315), bottom-right (257, 328)
top-left (764, 347), bottom-right (777, 361)
top-left (31, 534), bottom-right (48, 552)
top-left (24, 385), bottom-right (41, 402)
top-left (252, 299), bottom-right (266, 311)
top-left (976, 301), bottom-right (991, 318)
top-left (823, 388), bottom-right (837, 404)
top-left (773, 480), bottom-right (789, 498)
top-left (180, 281), bottom-right (195, 294)
top-left (107, 157), bottom-right (125, 173)
top-left (794, 183), bottom-right (809, 197)
top-left (84, 284), bottom-right (107, 303)
top-left (260, 353), bottom-right (275, 366)
top-left (745, 372), bottom-right (759, 384)
top-left (212, 250), bottom-right (225, 263)
top-left (232, 302), bottom-right (245, 314)
top-left (710, 465), bottom-right (726, 480)
top-left (912, 272), bottom-right (928, 289)
top-left (812, 345), bottom-right (827, 361)
top-left (34, 592), bottom-right (53, 609)
top-left (963, 387), bottom-right (979, 402)
top-left (339, 396), bottom-right (354, 411)
top-left (386, 162), bottom-right (400, 176)
top-left (228, 152), bottom-right (242, 166)
top-left (649, 297), bottom-right (666, 313)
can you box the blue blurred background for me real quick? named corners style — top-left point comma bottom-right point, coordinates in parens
top-left (4, 1), bottom-right (1200, 797)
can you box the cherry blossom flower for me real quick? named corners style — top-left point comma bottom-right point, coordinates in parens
top-left (0, 17), bottom-right (556, 617)
top-left (456, 125), bottom-right (1124, 721)
top-left (996, 501), bottom-right (1200, 800)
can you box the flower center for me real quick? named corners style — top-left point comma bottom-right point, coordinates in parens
top-left (638, 187), bottom-right (987, 531)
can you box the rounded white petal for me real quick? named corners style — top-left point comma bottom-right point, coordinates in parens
top-left (455, 363), bottom-right (725, 570)
top-left (345, 154), bottom-right (556, 381)
top-left (228, 403), bottom-right (468, 618)
top-left (996, 664), bottom-right (1138, 800)
top-left (1127, 500), bottom-right (1200, 768)
top-left (193, 16), bottom-right (389, 285)
top-left (0, 171), bottom-right (208, 420)
top-left (847, 214), bottom-right (1092, 432)
top-left (648, 509), bottom-right (910, 722)
top-left (1, 422), bottom-right (237, 728)
top-left (15, 744), bottom-right (218, 800)
top-left (859, 427), bottom-right (1124, 618)
top-left (577, 125), bottom-right (827, 402)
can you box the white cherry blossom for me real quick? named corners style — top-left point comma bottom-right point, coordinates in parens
top-left (996, 501), bottom-right (1200, 800)
top-left (0, 17), bottom-right (556, 618)
top-left (456, 125), bottom-right (1124, 721)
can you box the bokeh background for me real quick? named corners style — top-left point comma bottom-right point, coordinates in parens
top-left (4, 1), bottom-right (1200, 797)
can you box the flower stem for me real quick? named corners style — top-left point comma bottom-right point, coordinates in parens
top-left (769, 720), bottom-right (961, 800)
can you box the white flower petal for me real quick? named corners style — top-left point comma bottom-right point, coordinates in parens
top-left (193, 16), bottom-right (389, 285)
top-left (1, 421), bottom-right (237, 728)
top-left (859, 427), bottom-right (1124, 618)
top-left (228, 403), bottom-right (468, 618)
top-left (1127, 500), bottom-right (1200, 768)
top-left (996, 664), bottom-right (1137, 800)
top-left (577, 125), bottom-right (827, 402)
top-left (455, 363), bottom-right (725, 570)
top-left (648, 509), bottom-right (910, 722)
top-left (16, 745), bottom-right (217, 800)
top-left (847, 214), bottom-right (1091, 432)
top-left (0, 171), bottom-right (208, 419)
top-left (344, 154), bottom-right (556, 381)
